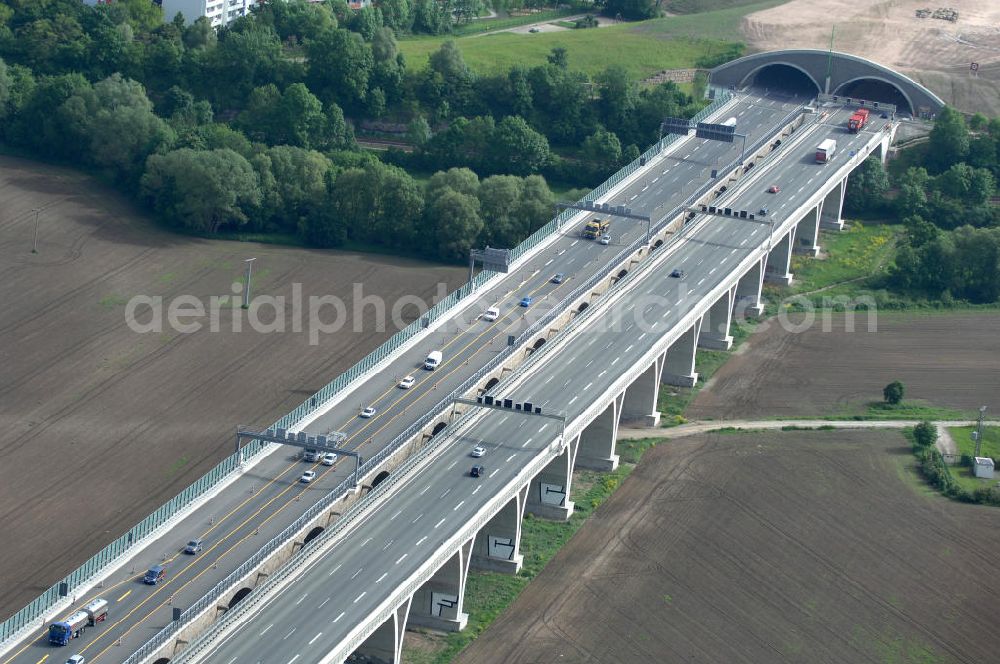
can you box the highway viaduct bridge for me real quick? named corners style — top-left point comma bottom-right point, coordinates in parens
top-left (2, 53), bottom-right (914, 664)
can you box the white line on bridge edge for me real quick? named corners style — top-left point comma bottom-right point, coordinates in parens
top-left (396, 554), bottom-right (408, 565)
top-left (454, 500), bottom-right (465, 511)
top-left (435, 518), bottom-right (446, 528)
top-left (354, 592), bottom-right (367, 604)
top-left (333, 612), bottom-right (345, 623)
top-left (309, 632), bottom-right (323, 645)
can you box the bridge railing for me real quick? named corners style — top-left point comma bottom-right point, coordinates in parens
top-left (0, 91), bottom-right (736, 649)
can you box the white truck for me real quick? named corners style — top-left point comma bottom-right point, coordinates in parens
top-left (815, 138), bottom-right (837, 163)
top-left (424, 350), bottom-right (442, 370)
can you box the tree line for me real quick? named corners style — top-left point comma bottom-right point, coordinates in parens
top-left (844, 107), bottom-right (1000, 303)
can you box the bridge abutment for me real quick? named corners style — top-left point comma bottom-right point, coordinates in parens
top-left (764, 230), bottom-right (794, 285)
top-left (408, 539), bottom-right (473, 633)
top-left (575, 393), bottom-right (622, 471)
top-left (526, 442), bottom-right (576, 520)
top-left (699, 288), bottom-right (735, 350)
top-left (661, 321), bottom-right (701, 387)
top-left (471, 485), bottom-right (527, 573)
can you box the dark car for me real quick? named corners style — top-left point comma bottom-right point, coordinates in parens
top-left (758, 208), bottom-right (768, 217)
top-left (470, 464), bottom-right (485, 478)
top-left (183, 539), bottom-right (203, 555)
top-left (670, 269), bottom-right (685, 278)
top-left (143, 565), bottom-right (166, 585)
top-left (551, 273), bottom-right (564, 284)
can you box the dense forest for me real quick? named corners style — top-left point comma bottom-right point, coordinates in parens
top-left (846, 108), bottom-right (1000, 303)
top-left (0, 0), bottom-right (704, 261)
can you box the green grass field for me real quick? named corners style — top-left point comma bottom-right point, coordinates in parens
top-left (665, 0), bottom-right (780, 15)
top-left (398, 20), bottom-right (740, 78)
top-left (949, 426), bottom-right (1000, 458)
top-left (786, 221), bottom-right (900, 296)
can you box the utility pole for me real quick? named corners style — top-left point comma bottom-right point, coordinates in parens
top-left (31, 208), bottom-right (40, 254)
top-left (242, 258), bottom-right (256, 309)
top-left (973, 405), bottom-right (988, 458)
top-left (824, 26), bottom-right (836, 94)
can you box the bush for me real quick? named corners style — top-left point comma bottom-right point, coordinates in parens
top-left (913, 421), bottom-right (937, 447)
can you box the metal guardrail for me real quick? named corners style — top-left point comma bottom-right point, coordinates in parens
top-left (121, 91), bottom-right (740, 663)
top-left (1, 92), bottom-right (736, 650)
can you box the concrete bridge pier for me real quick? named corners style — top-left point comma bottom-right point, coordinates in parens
top-left (734, 257), bottom-right (765, 319)
top-left (407, 538), bottom-right (473, 632)
top-left (699, 287), bottom-right (735, 350)
top-left (620, 354), bottom-right (664, 427)
top-left (764, 229), bottom-right (794, 285)
top-left (575, 393), bottom-right (623, 472)
top-left (820, 177), bottom-right (847, 230)
top-left (526, 441), bottom-right (575, 520)
top-left (352, 597), bottom-right (412, 664)
top-left (794, 205), bottom-right (821, 256)
top-left (471, 484), bottom-right (528, 573)
top-left (661, 320), bottom-right (701, 387)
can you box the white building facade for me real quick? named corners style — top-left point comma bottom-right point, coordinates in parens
top-left (161, 0), bottom-right (259, 28)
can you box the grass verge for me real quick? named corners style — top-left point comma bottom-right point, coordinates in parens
top-left (948, 425), bottom-right (1000, 459)
top-left (401, 447), bottom-right (660, 663)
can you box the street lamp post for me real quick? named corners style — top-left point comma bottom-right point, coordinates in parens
top-left (242, 258), bottom-right (256, 309)
top-left (31, 208), bottom-right (40, 254)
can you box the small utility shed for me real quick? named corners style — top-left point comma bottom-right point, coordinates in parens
top-left (973, 457), bottom-right (995, 479)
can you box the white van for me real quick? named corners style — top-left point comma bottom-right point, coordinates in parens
top-left (482, 306), bottom-right (500, 322)
top-left (424, 350), bottom-right (442, 370)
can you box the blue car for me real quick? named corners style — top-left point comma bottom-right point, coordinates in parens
top-left (520, 296), bottom-right (533, 307)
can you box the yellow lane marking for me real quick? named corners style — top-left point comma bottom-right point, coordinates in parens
top-left (116, 590), bottom-right (131, 602)
top-left (34, 656), bottom-right (47, 664)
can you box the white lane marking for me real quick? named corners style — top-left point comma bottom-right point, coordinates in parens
top-left (377, 573), bottom-right (388, 584)
top-left (361, 537), bottom-right (372, 547)
top-left (625, 344), bottom-right (634, 353)
top-left (396, 554), bottom-right (408, 565)
top-left (329, 563), bottom-right (342, 577)
top-left (295, 593), bottom-right (308, 605)
top-left (586, 359), bottom-right (594, 367)
top-left (473, 484), bottom-right (482, 494)
top-left (522, 437), bottom-right (534, 448)
top-left (540, 423), bottom-right (549, 431)
top-left (351, 568), bottom-right (363, 579)
top-left (709, 267), bottom-right (717, 275)
top-left (721, 256), bottom-right (727, 264)
top-left (416, 535), bottom-right (428, 546)
top-left (653, 176), bottom-right (660, 182)
top-left (289, 656), bottom-right (299, 664)
top-left (599, 370), bottom-right (607, 377)
top-left (454, 500), bottom-right (465, 511)
top-left (333, 612), bottom-right (345, 623)
top-left (558, 249), bottom-right (566, 255)
top-left (382, 539), bottom-right (393, 550)
top-left (440, 488), bottom-right (451, 498)
top-left (611, 357), bottom-right (620, 365)
top-left (697, 278), bottom-right (705, 286)
top-left (730, 248), bottom-right (737, 254)
top-left (390, 509), bottom-right (402, 521)
top-left (584, 382), bottom-right (593, 390)
top-left (651, 321), bottom-right (658, 328)
top-left (354, 592), bottom-right (367, 604)
top-left (261, 624), bottom-right (274, 636)
top-left (446, 460), bottom-right (458, 470)
top-left (630, 194), bottom-right (638, 201)
top-left (740, 239), bottom-right (748, 246)
top-left (309, 632), bottom-right (323, 645)
top-left (684, 153), bottom-right (691, 159)
top-left (751, 228), bottom-right (759, 235)
top-left (413, 513), bottom-right (423, 524)
top-left (419, 485), bottom-right (430, 496)
top-left (544, 258), bottom-right (554, 266)
top-left (569, 395), bottom-right (578, 405)
top-left (506, 453), bottom-right (517, 462)
top-left (570, 240), bottom-right (579, 247)
top-left (318, 597), bottom-right (331, 609)
top-left (284, 627), bottom-right (296, 640)
top-left (688, 289), bottom-right (695, 295)
top-left (490, 469), bottom-right (500, 478)
top-left (544, 374), bottom-right (554, 384)
top-left (435, 518), bottom-right (446, 529)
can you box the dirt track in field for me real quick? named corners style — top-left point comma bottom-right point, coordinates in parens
top-left (0, 156), bottom-right (464, 617)
top-left (455, 429), bottom-right (1000, 664)
top-left (687, 313), bottom-right (1000, 419)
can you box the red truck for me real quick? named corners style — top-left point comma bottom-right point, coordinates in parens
top-left (847, 108), bottom-right (870, 133)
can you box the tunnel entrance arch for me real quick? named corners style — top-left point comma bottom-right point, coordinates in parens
top-left (371, 470), bottom-right (390, 488)
top-left (747, 63), bottom-right (821, 97)
top-left (431, 421), bottom-right (447, 436)
top-left (228, 587), bottom-right (252, 609)
top-left (834, 77), bottom-right (913, 115)
top-left (303, 526), bottom-right (324, 545)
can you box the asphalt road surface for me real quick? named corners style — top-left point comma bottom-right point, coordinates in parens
top-left (182, 105), bottom-right (881, 664)
top-left (2, 93), bottom-right (802, 664)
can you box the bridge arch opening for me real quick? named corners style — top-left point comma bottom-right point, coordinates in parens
top-left (577, 301), bottom-right (589, 313)
top-left (152, 659), bottom-right (170, 664)
top-left (834, 77), bottom-right (913, 115)
top-left (431, 421), bottom-right (447, 436)
top-left (532, 338), bottom-right (546, 350)
top-left (748, 63), bottom-right (820, 97)
top-left (617, 269), bottom-right (628, 279)
top-left (484, 377), bottom-right (499, 391)
top-left (371, 470), bottom-right (390, 488)
top-left (228, 587), bottom-right (252, 609)
top-left (303, 526), bottom-right (324, 545)
top-left (652, 239), bottom-right (664, 249)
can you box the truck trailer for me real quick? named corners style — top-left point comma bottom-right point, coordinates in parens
top-left (847, 108), bottom-right (869, 133)
top-left (815, 139), bottom-right (837, 163)
top-left (581, 218), bottom-right (610, 239)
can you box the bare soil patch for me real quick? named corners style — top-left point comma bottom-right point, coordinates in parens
top-left (0, 156), bottom-right (463, 617)
top-left (742, 0), bottom-right (1000, 114)
top-left (687, 313), bottom-right (1000, 419)
top-left (455, 429), bottom-right (1000, 664)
